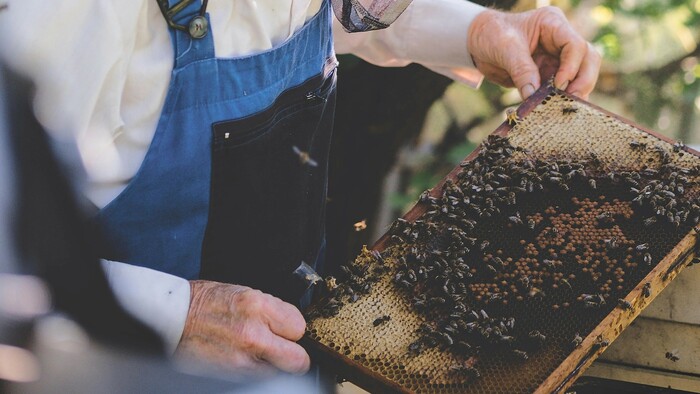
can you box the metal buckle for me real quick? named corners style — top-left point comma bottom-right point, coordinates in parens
top-left (156, 0), bottom-right (209, 39)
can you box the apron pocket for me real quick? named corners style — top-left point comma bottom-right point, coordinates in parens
top-left (202, 70), bottom-right (337, 302)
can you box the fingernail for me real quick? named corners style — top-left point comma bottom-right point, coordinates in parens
top-left (521, 84), bottom-right (535, 99)
top-left (556, 80), bottom-right (569, 91)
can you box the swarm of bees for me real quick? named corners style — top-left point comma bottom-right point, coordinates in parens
top-left (307, 133), bottom-right (699, 382)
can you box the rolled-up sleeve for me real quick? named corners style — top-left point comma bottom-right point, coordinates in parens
top-left (333, 0), bottom-right (486, 88)
top-left (101, 260), bottom-right (190, 354)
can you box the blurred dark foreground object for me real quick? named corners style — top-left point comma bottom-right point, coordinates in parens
top-left (0, 65), bottom-right (320, 393)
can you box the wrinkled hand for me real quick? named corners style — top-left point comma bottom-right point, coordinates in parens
top-left (176, 280), bottom-right (310, 375)
top-left (468, 6), bottom-right (601, 100)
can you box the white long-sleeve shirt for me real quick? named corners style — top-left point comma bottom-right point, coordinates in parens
top-left (0, 0), bottom-right (484, 353)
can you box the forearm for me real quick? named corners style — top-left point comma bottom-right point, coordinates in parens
top-left (101, 259), bottom-right (190, 354)
top-left (333, 0), bottom-right (486, 87)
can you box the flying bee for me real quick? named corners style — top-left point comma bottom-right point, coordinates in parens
top-left (644, 253), bottom-right (652, 266)
top-left (562, 106), bottom-right (578, 114)
top-left (617, 299), bottom-right (633, 311)
top-left (506, 108), bottom-right (521, 126)
top-left (642, 282), bottom-right (651, 298)
top-left (292, 145), bottom-right (318, 167)
top-left (353, 219), bottom-right (367, 232)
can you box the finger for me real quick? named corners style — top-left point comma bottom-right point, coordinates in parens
top-left (538, 11), bottom-right (588, 91)
top-left (553, 37), bottom-right (588, 91)
top-left (257, 332), bottom-right (311, 374)
top-left (566, 43), bottom-right (601, 100)
top-left (265, 296), bottom-right (307, 341)
top-left (504, 42), bottom-right (541, 100)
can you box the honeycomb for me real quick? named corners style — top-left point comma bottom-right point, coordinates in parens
top-left (304, 86), bottom-right (700, 394)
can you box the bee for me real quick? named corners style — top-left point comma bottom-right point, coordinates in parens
top-left (629, 140), bottom-right (647, 149)
top-left (450, 364), bottom-right (481, 379)
top-left (644, 217), bottom-right (657, 227)
top-left (572, 332), bottom-right (583, 348)
top-left (596, 335), bottom-right (610, 347)
top-left (490, 256), bottom-right (505, 267)
top-left (529, 330), bottom-right (546, 345)
top-left (642, 282), bottom-right (651, 298)
top-left (408, 341), bottom-right (424, 355)
top-left (480, 240), bottom-right (490, 251)
top-left (506, 108), bottom-right (521, 126)
top-left (324, 276), bottom-right (338, 291)
top-left (560, 278), bottom-right (573, 290)
top-left (673, 141), bottom-right (685, 153)
top-left (542, 259), bottom-right (557, 269)
top-left (617, 298), bottom-right (633, 311)
top-left (353, 219), bottom-right (367, 232)
top-left (660, 190), bottom-right (676, 198)
top-left (597, 211), bottom-right (613, 222)
top-left (371, 250), bottom-right (384, 264)
top-left (292, 145), bottom-right (318, 167)
top-left (665, 349), bottom-right (680, 362)
top-left (635, 243), bottom-right (649, 252)
top-left (644, 253), bottom-right (652, 265)
top-left (372, 315), bottom-right (391, 327)
top-left (528, 218), bottom-right (536, 230)
top-left (562, 106), bottom-right (578, 114)
top-left (582, 293), bottom-right (605, 306)
top-left (604, 236), bottom-right (619, 250)
top-left (512, 349), bottom-right (529, 360)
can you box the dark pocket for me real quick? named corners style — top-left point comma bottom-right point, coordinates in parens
top-left (201, 70), bottom-right (336, 302)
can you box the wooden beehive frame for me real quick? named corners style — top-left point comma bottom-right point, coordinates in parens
top-left (303, 83), bottom-right (700, 394)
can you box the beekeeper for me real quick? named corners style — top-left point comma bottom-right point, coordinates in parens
top-left (0, 0), bottom-right (600, 374)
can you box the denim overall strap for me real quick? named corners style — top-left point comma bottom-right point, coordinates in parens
top-left (164, 0), bottom-right (215, 68)
top-left (96, 0), bottom-right (336, 304)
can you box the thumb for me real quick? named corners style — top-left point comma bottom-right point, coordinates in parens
top-left (505, 45), bottom-right (541, 100)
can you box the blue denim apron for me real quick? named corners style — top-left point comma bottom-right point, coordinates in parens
top-left (97, 0), bottom-right (336, 304)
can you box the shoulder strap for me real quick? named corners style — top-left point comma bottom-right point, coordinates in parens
top-left (331, 0), bottom-right (413, 32)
